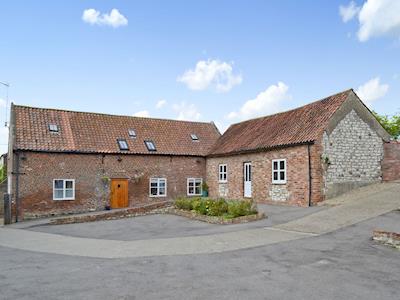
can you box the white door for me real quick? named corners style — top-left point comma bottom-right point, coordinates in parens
top-left (244, 162), bottom-right (252, 197)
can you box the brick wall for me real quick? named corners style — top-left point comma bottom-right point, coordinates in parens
top-left (14, 152), bottom-right (206, 219)
top-left (382, 142), bottom-right (400, 181)
top-left (206, 144), bottom-right (324, 207)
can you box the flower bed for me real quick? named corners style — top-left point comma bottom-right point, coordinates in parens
top-left (174, 197), bottom-right (265, 223)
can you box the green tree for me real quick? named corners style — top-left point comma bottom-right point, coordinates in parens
top-left (373, 111), bottom-right (400, 140)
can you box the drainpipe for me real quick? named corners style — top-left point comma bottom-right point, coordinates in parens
top-left (14, 151), bottom-right (20, 222)
top-left (307, 144), bottom-right (312, 207)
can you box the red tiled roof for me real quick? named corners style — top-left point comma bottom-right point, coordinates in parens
top-left (209, 89), bottom-right (352, 156)
top-left (13, 106), bottom-right (221, 156)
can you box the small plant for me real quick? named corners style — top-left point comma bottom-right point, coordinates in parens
top-left (101, 176), bottom-right (110, 184)
top-left (321, 154), bottom-right (331, 165)
top-left (202, 182), bottom-right (209, 197)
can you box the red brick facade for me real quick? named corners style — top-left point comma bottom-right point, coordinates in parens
top-left (382, 142), bottom-right (400, 182)
top-left (206, 143), bottom-right (324, 207)
top-left (15, 152), bottom-right (205, 219)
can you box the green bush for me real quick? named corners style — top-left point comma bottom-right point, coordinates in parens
top-left (174, 197), bottom-right (257, 218)
top-left (174, 197), bottom-right (194, 210)
top-left (207, 198), bottom-right (228, 216)
top-left (227, 200), bottom-right (256, 218)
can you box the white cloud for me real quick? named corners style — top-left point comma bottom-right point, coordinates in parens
top-left (227, 82), bottom-right (291, 120)
top-left (356, 77), bottom-right (389, 105)
top-left (177, 59), bottom-right (242, 92)
top-left (156, 99), bottom-right (167, 109)
top-left (214, 121), bottom-right (229, 134)
top-left (339, 1), bottom-right (361, 23)
top-left (358, 0), bottom-right (400, 41)
top-left (172, 102), bottom-right (201, 121)
top-left (133, 110), bottom-right (150, 118)
top-left (82, 8), bottom-right (128, 28)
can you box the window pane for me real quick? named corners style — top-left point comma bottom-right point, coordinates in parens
top-left (54, 189), bottom-right (63, 199)
top-left (54, 180), bottom-right (63, 189)
top-left (280, 171), bottom-right (285, 181)
top-left (65, 189), bottom-right (74, 198)
top-left (65, 180), bottom-right (73, 189)
top-left (188, 186), bottom-right (194, 194)
top-left (273, 161), bottom-right (278, 170)
top-left (273, 172), bottom-right (278, 181)
top-left (280, 161), bottom-right (285, 170)
top-left (195, 186), bottom-right (201, 194)
top-left (159, 180), bottom-right (166, 188)
top-left (150, 187), bottom-right (158, 196)
top-left (159, 187), bottom-right (166, 195)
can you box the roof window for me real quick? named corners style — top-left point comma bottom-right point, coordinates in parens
top-left (190, 134), bottom-right (199, 141)
top-left (49, 124), bottom-right (59, 132)
top-left (128, 129), bottom-right (136, 138)
top-left (117, 139), bottom-right (129, 151)
top-left (145, 140), bottom-right (156, 151)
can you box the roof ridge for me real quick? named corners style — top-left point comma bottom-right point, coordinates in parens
top-left (229, 88), bottom-right (353, 127)
top-left (12, 104), bottom-right (214, 126)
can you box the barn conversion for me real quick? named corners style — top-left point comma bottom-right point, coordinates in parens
top-left (6, 89), bottom-right (393, 220)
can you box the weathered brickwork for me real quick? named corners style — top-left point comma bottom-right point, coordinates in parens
top-left (382, 142), bottom-right (400, 182)
top-left (206, 145), bottom-right (323, 207)
top-left (14, 152), bottom-right (205, 219)
top-left (322, 110), bottom-right (384, 197)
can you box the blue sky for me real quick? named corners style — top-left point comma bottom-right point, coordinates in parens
top-left (0, 0), bottom-right (399, 153)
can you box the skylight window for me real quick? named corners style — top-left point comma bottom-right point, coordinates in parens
top-left (49, 124), bottom-right (59, 132)
top-left (128, 129), bottom-right (136, 138)
top-left (145, 140), bottom-right (156, 151)
top-left (117, 139), bottom-right (129, 150)
top-left (191, 134), bottom-right (199, 141)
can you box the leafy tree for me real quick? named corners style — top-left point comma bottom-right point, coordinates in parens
top-left (373, 111), bottom-right (400, 140)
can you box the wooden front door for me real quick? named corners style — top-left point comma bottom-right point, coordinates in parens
top-left (110, 179), bottom-right (129, 208)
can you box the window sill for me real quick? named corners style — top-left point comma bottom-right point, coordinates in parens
top-left (219, 181), bottom-right (228, 184)
top-left (149, 195), bottom-right (167, 198)
top-left (53, 198), bottom-right (75, 201)
top-left (272, 182), bottom-right (287, 185)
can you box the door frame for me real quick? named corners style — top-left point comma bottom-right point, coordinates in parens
top-left (243, 162), bottom-right (252, 198)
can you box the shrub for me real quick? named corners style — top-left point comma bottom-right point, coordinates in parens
top-left (207, 198), bottom-right (228, 216)
top-left (174, 197), bottom-right (258, 218)
top-left (227, 200), bottom-right (257, 218)
top-left (174, 198), bottom-right (194, 210)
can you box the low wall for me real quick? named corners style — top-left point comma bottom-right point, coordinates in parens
top-left (382, 142), bottom-right (400, 182)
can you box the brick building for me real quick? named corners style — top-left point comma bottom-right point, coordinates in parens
top-left (206, 89), bottom-right (390, 206)
top-left (7, 89), bottom-right (393, 220)
top-left (7, 105), bottom-right (220, 219)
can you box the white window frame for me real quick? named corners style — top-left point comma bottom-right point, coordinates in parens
top-left (187, 178), bottom-right (203, 196)
top-left (145, 140), bottom-right (156, 151)
top-left (272, 159), bottom-right (287, 184)
top-left (53, 179), bottom-right (75, 200)
top-left (218, 164), bottom-right (227, 183)
top-left (149, 178), bottom-right (167, 197)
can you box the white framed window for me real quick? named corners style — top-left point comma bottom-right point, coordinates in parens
top-left (149, 178), bottom-right (167, 197)
top-left (218, 164), bottom-right (227, 182)
top-left (53, 179), bottom-right (75, 200)
top-left (272, 159), bottom-right (287, 184)
top-left (187, 178), bottom-right (202, 196)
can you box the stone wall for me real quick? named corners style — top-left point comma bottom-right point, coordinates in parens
top-left (12, 152), bottom-right (206, 220)
top-left (206, 144), bottom-right (324, 207)
top-left (322, 109), bottom-right (384, 198)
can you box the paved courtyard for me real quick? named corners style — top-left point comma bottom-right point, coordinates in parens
top-left (0, 211), bottom-right (399, 300)
top-left (0, 182), bottom-right (399, 299)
